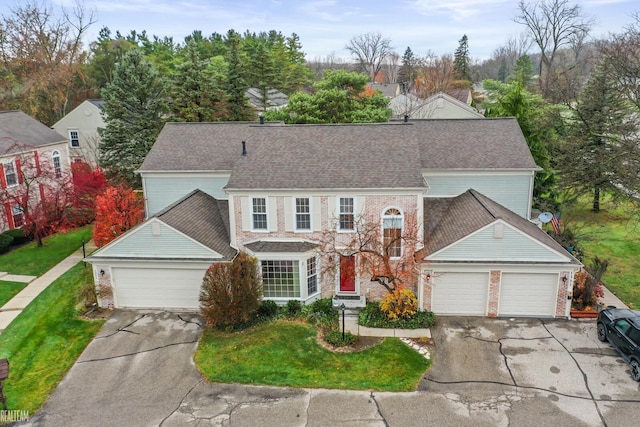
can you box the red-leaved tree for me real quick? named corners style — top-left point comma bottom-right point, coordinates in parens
top-left (70, 161), bottom-right (107, 226)
top-left (93, 185), bottom-right (144, 247)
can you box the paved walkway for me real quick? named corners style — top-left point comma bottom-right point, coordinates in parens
top-left (0, 241), bottom-right (96, 332)
top-left (599, 283), bottom-right (628, 309)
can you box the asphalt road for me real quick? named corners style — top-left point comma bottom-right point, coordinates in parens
top-left (21, 310), bottom-right (640, 427)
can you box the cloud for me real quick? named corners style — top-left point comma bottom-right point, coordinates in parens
top-left (408, 0), bottom-right (509, 20)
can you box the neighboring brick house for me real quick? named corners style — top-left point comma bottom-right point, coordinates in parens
top-left (52, 99), bottom-right (105, 166)
top-left (0, 111), bottom-right (71, 232)
top-left (87, 119), bottom-right (580, 317)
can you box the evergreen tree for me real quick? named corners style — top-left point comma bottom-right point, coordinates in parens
top-left (170, 40), bottom-right (229, 121)
top-left (398, 47), bottom-right (417, 92)
top-left (98, 49), bottom-right (167, 188)
top-left (245, 38), bottom-right (280, 111)
top-left (560, 64), bottom-right (638, 211)
top-left (224, 30), bottom-right (255, 121)
top-left (509, 55), bottom-right (536, 88)
top-left (453, 34), bottom-right (472, 83)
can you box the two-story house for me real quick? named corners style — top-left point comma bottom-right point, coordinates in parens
top-left (52, 99), bottom-right (105, 166)
top-left (87, 119), bottom-right (580, 318)
top-left (0, 110), bottom-right (71, 232)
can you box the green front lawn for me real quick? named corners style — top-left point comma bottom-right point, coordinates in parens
top-left (0, 226), bottom-right (92, 277)
top-left (195, 320), bottom-right (429, 391)
top-left (564, 198), bottom-right (640, 309)
top-left (0, 263), bottom-right (104, 413)
top-left (0, 281), bottom-right (28, 307)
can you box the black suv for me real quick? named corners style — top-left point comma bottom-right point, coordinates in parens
top-left (597, 307), bottom-right (640, 381)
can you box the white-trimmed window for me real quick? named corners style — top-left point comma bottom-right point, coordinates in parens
top-left (69, 131), bottom-right (80, 147)
top-left (12, 205), bottom-right (23, 228)
top-left (307, 256), bottom-right (318, 295)
top-left (339, 197), bottom-right (354, 231)
top-left (3, 162), bottom-right (17, 187)
top-left (295, 197), bottom-right (311, 231)
top-left (261, 260), bottom-right (300, 298)
top-left (252, 197), bottom-right (268, 231)
top-left (52, 150), bottom-right (61, 178)
top-left (383, 208), bottom-right (403, 258)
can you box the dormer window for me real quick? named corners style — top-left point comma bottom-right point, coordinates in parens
top-left (69, 131), bottom-right (80, 147)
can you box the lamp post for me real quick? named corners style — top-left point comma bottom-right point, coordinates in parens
top-left (340, 303), bottom-right (346, 341)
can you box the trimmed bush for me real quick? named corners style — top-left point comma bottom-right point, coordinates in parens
top-left (359, 302), bottom-right (435, 329)
top-left (324, 330), bottom-right (359, 347)
top-left (256, 299), bottom-right (279, 320)
top-left (2, 229), bottom-right (28, 245)
top-left (200, 252), bottom-right (262, 329)
top-left (284, 299), bottom-right (302, 318)
top-left (0, 234), bottom-right (14, 254)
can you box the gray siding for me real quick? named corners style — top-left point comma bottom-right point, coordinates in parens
top-left (425, 174), bottom-right (531, 217)
top-left (144, 175), bottom-right (229, 216)
top-left (98, 221), bottom-right (221, 259)
top-left (429, 224), bottom-right (566, 262)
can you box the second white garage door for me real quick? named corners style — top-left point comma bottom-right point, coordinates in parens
top-left (431, 272), bottom-right (489, 315)
top-left (499, 273), bottom-right (558, 317)
top-left (112, 267), bottom-right (206, 309)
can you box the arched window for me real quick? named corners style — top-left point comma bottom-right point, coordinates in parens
top-left (52, 150), bottom-right (61, 178)
top-left (382, 208), bottom-right (403, 258)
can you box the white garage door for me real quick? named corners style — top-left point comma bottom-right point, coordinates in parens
top-left (431, 272), bottom-right (489, 315)
top-left (499, 273), bottom-right (558, 317)
top-left (112, 267), bottom-right (206, 309)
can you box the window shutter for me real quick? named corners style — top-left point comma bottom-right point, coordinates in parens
top-left (34, 151), bottom-right (41, 174)
top-left (327, 197), bottom-right (336, 222)
top-left (268, 197), bottom-right (277, 232)
top-left (284, 197), bottom-right (293, 232)
top-left (4, 203), bottom-right (13, 229)
top-left (0, 165), bottom-right (5, 189)
top-left (312, 196), bottom-right (321, 231)
top-left (15, 158), bottom-right (22, 184)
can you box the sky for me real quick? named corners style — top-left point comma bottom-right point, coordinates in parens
top-left (2, 0), bottom-right (639, 61)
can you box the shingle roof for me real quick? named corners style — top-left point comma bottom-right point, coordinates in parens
top-left (424, 189), bottom-right (579, 264)
top-left (244, 241), bottom-right (319, 253)
top-left (156, 190), bottom-right (236, 260)
top-left (0, 110), bottom-right (66, 155)
top-left (139, 119), bottom-right (537, 190)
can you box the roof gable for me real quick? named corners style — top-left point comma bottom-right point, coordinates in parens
top-left (0, 110), bottom-right (66, 155)
top-left (424, 189), bottom-right (579, 264)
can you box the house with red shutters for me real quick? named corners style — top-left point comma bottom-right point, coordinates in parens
top-left (0, 111), bottom-right (71, 232)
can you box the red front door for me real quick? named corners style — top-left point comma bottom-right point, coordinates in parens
top-left (339, 255), bottom-right (356, 292)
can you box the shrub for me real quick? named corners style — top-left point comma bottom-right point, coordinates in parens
top-left (572, 258), bottom-right (608, 310)
top-left (303, 298), bottom-right (338, 329)
top-left (380, 288), bottom-right (418, 320)
top-left (256, 299), bottom-right (279, 320)
top-left (200, 252), bottom-right (262, 329)
top-left (359, 302), bottom-right (435, 329)
top-left (0, 234), bottom-right (14, 254)
top-left (284, 299), bottom-right (302, 318)
top-left (3, 229), bottom-right (28, 245)
top-left (324, 330), bottom-right (359, 347)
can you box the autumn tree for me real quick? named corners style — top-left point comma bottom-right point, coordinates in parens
top-left (98, 48), bottom-right (167, 187)
top-left (92, 185), bottom-right (144, 247)
top-left (345, 32), bottom-right (393, 82)
top-left (320, 209), bottom-right (421, 296)
top-left (264, 69), bottom-right (390, 123)
top-left (0, 146), bottom-right (74, 246)
top-left (199, 251), bottom-right (262, 329)
top-left (70, 162), bottom-right (107, 225)
top-left (515, 0), bottom-right (594, 98)
top-left (413, 52), bottom-right (469, 98)
top-left (0, 0), bottom-right (96, 125)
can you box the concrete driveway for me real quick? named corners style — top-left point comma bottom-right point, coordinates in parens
top-left (24, 311), bottom-right (640, 427)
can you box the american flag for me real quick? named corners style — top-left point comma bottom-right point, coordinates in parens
top-left (551, 212), bottom-right (561, 234)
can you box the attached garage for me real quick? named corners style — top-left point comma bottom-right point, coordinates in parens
top-left (498, 273), bottom-right (558, 317)
top-left (111, 266), bottom-right (207, 309)
top-left (431, 272), bottom-right (489, 315)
